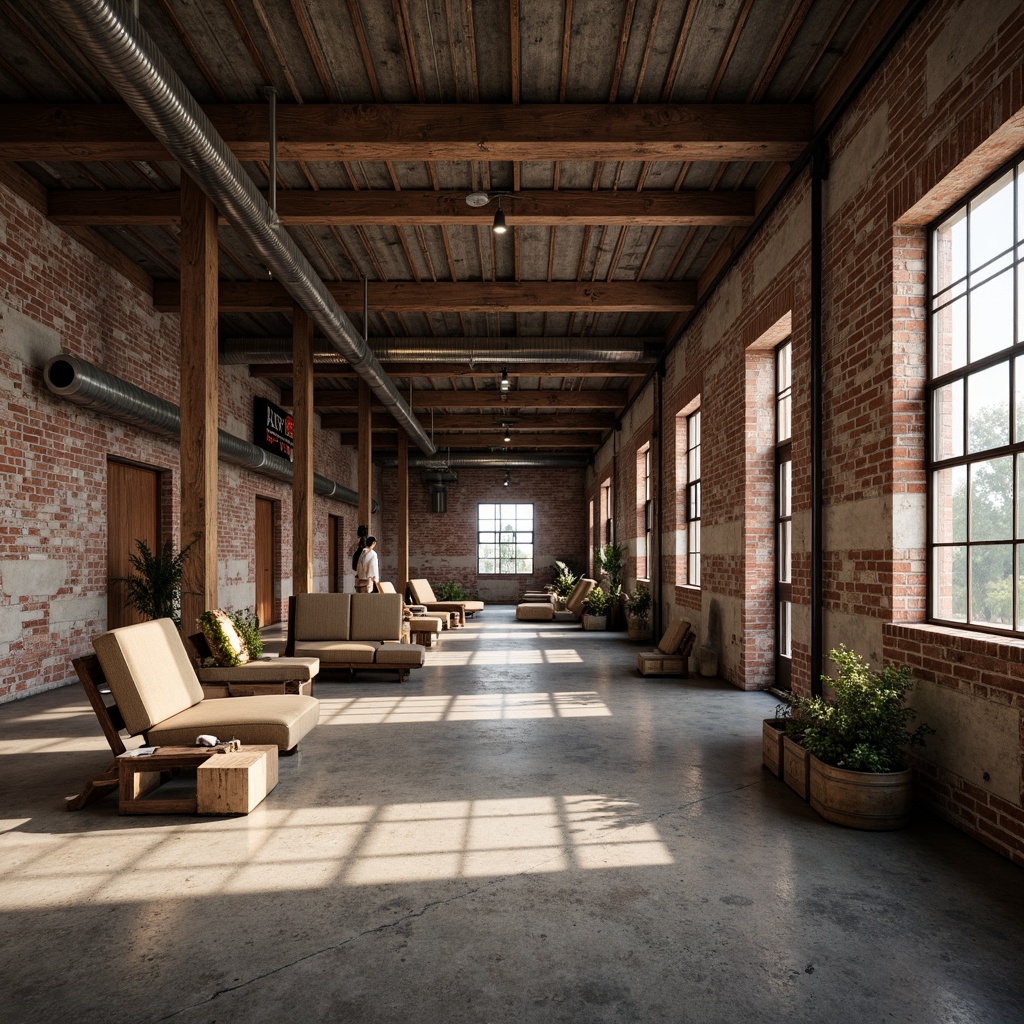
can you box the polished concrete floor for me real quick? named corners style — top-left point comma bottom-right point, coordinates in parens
top-left (1, 608), bottom-right (1022, 1024)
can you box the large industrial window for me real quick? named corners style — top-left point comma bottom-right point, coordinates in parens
top-left (929, 154), bottom-right (1024, 635)
top-left (687, 409), bottom-right (701, 587)
top-left (775, 339), bottom-right (793, 688)
top-left (478, 503), bottom-right (534, 574)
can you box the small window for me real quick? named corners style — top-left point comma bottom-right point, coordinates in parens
top-left (929, 154), bottom-right (1024, 635)
top-left (687, 409), bottom-right (701, 587)
top-left (478, 503), bottom-right (534, 574)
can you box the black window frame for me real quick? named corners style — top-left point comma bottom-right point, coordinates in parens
top-left (686, 408), bottom-right (701, 588)
top-left (477, 502), bottom-right (535, 575)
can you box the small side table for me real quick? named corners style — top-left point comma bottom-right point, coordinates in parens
top-left (116, 744), bottom-right (278, 815)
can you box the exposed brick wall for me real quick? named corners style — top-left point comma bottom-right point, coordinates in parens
top-left (378, 464), bottom-right (586, 602)
top-left (0, 181), bottom-right (358, 700)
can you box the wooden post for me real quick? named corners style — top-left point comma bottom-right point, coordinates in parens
top-left (358, 379), bottom-right (372, 532)
top-left (397, 431), bottom-right (409, 594)
top-left (179, 174), bottom-right (218, 632)
top-left (292, 307), bottom-right (314, 594)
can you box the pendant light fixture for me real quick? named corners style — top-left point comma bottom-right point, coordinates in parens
top-left (492, 197), bottom-right (507, 235)
top-left (500, 367), bottom-right (510, 392)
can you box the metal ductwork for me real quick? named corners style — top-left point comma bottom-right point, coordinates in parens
top-left (44, 354), bottom-right (377, 512)
top-left (54, 0), bottom-right (434, 457)
top-left (219, 337), bottom-right (661, 365)
top-left (378, 452), bottom-right (589, 469)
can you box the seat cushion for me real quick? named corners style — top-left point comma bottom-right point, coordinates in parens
top-left (461, 600), bottom-right (485, 614)
top-left (408, 579), bottom-right (438, 604)
top-left (565, 578), bottom-right (596, 616)
top-left (350, 592), bottom-right (403, 641)
top-left (658, 619), bottom-right (691, 655)
top-left (517, 602), bottom-right (554, 621)
top-left (293, 593), bottom-right (350, 641)
top-left (294, 640), bottom-right (379, 664)
top-left (147, 694), bottom-right (320, 750)
top-left (93, 618), bottom-right (204, 735)
top-left (408, 617), bottom-right (442, 635)
top-left (196, 656), bottom-right (320, 684)
top-left (375, 642), bottom-right (425, 667)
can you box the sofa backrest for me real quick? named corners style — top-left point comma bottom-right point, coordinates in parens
top-left (376, 581), bottom-right (396, 595)
top-left (566, 578), bottom-right (597, 615)
top-left (93, 618), bottom-right (204, 735)
top-left (350, 592), bottom-right (403, 641)
top-left (408, 579), bottom-right (437, 604)
top-left (294, 593), bottom-right (351, 641)
top-left (658, 619), bottom-right (691, 655)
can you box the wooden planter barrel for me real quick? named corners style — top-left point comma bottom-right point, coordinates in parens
top-left (782, 735), bottom-right (810, 800)
top-left (809, 756), bottom-right (913, 830)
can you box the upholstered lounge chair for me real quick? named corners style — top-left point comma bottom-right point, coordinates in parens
top-left (516, 577), bottom-right (596, 622)
top-left (407, 578), bottom-right (484, 626)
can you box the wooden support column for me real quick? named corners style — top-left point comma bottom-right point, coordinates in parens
top-left (357, 380), bottom-right (372, 531)
top-left (179, 174), bottom-right (218, 632)
top-left (397, 431), bottom-right (409, 594)
top-left (292, 307), bottom-right (314, 594)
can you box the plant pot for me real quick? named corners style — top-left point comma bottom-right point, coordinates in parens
top-left (809, 755), bottom-right (913, 831)
top-left (782, 735), bottom-right (810, 800)
top-left (581, 613), bottom-right (607, 631)
top-left (627, 618), bottom-right (652, 642)
top-left (762, 719), bottom-right (786, 777)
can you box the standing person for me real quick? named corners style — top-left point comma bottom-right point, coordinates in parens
top-left (355, 536), bottom-right (379, 593)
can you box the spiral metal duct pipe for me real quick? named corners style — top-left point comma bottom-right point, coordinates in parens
top-left (53, 0), bottom-right (434, 456)
top-left (44, 355), bottom-right (375, 512)
top-left (219, 337), bottom-right (661, 365)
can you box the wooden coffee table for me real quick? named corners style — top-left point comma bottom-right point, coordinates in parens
top-left (116, 744), bottom-right (278, 815)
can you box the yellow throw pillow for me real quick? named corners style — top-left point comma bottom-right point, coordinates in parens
top-left (198, 609), bottom-right (250, 667)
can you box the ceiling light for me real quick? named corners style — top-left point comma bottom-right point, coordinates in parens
top-left (492, 204), bottom-right (507, 234)
top-left (500, 367), bottom-right (510, 392)
top-left (465, 191), bottom-right (491, 208)
top-left (503, 428), bottom-right (511, 443)
top-left (503, 472), bottom-right (509, 487)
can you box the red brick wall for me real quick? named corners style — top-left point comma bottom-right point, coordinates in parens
top-left (0, 181), bottom-right (357, 700)
top-left (378, 464), bottom-right (586, 602)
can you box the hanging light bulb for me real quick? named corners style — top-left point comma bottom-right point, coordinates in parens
top-left (500, 367), bottom-right (510, 392)
top-left (492, 197), bottom-right (507, 234)
top-left (503, 428), bottom-right (511, 443)
top-left (503, 472), bottom-right (510, 487)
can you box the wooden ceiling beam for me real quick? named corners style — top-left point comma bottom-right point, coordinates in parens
top-left (154, 280), bottom-right (694, 313)
top-left (46, 188), bottom-right (756, 227)
top-left (249, 361), bottom-right (652, 379)
top-left (339, 433), bottom-right (602, 449)
top-left (289, 389), bottom-right (628, 409)
top-left (321, 411), bottom-right (616, 430)
top-left (1, 103), bottom-right (812, 162)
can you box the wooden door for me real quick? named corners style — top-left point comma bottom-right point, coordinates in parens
top-left (107, 461), bottom-right (160, 629)
top-left (255, 497), bottom-right (276, 625)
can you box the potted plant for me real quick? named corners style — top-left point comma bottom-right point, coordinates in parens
top-left (112, 536), bottom-right (196, 628)
top-left (551, 560), bottom-right (579, 609)
top-left (790, 645), bottom-right (933, 830)
top-left (594, 542), bottom-right (625, 627)
top-left (625, 582), bottom-right (653, 641)
top-left (782, 714), bottom-right (810, 799)
top-left (581, 585), bottom-right (612, 631)
top-left (436, 580), bottom-right (467, 601)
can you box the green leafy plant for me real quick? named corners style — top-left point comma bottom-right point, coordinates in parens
top-left (594, 541), bottom-right (625, 597)
top-left (113, 536), bottom-right (197, 627)
top-left (436, 580), bottom-right (467, 601)
top-left (582, 585), bottom-right (613, 616)
top-left (789, 645), bottom-right (933, 773)
top-left (552, 560), bottom-right (579, 599)
top-left (625, 582), bottom-right (652, 625)
top-left (229, 607), bottom-right (264, 660)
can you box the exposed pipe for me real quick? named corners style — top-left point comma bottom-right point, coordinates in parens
top-left (53, 0), bottom-right (434, 456)
top-left (810, 145), bottom-right (829, 697)
top-left (43, 354), bottom-right (378, 512)
top-left (219, 337), bottom-right (661, 365)
top-left (376, 452), bottom-right (589, 469)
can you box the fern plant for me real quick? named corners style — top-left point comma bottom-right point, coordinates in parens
top-left (113, 537), bottom-right (196, 627)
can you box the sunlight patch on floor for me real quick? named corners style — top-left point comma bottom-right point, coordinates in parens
top-left (319, 691), bottom-right (611, 724)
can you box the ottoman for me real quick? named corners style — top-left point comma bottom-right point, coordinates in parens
top-left (516, 602), bottom-right (555, 621)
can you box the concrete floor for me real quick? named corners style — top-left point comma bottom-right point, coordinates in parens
top-left (1, 608), bottom-right (1022, 1024)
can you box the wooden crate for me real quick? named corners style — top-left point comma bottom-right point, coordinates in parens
top-left (197, 745), bottom-right (279, 815)
top-left (636, 651), bottom-right (686, 676)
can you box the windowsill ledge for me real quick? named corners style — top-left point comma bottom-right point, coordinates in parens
top-left (886, 621), bottom-right (1024, 662)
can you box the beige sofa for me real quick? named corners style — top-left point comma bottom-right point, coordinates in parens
top-left (408, 579), bottom-right (484, 626)
top-left (516, 577), bottom-right (596, 622)
top-left (90, 618), bottom-right (320, 753)
top-left (285, 592), bottom-right (425, 681)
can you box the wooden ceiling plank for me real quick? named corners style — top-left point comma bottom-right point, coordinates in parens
top-left (608, 0), bottom-right (639, 102)
top-left (510, 0), bottom-right (521, 104)
top-left (558, 0), bottom-right (573, 103)
top-left (154, 0), bottom-right (229, 101)
top-left (708, 0), bottom-right (756, 101)
top-left (748, 0), bottom-right (816, 103)
top-left (659, 0), bottom-right (699, 101)
top-left (249, 0), bottom-right (304, 101)
top-left (392, 0), bottom-right (426, 101)
top-left (322, 411), bottom-right (616, 430)
top-left (443, 0), bottom-right (462, 103)
top-left (464, 0), bottom-right (480, 103)
top-left (788, 0), bottom-right (856, 102)
top-left (632, 0), bottom-right (666, 103)
top-left (288, 0), bottom-right (337, 101)
top-left (1, 103), bottom-right (814, 162)
top-left (345, 0), bottom-right (384, 101)
top-left (221, 0), bottom-right (277, 89)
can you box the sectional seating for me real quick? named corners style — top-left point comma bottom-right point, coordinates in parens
top-left (285, 592), bottom-right (425, 681)
top-left (516, 577), bottom-right (596, 622)
top-left (636, 620), bottom-right (696, 677)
